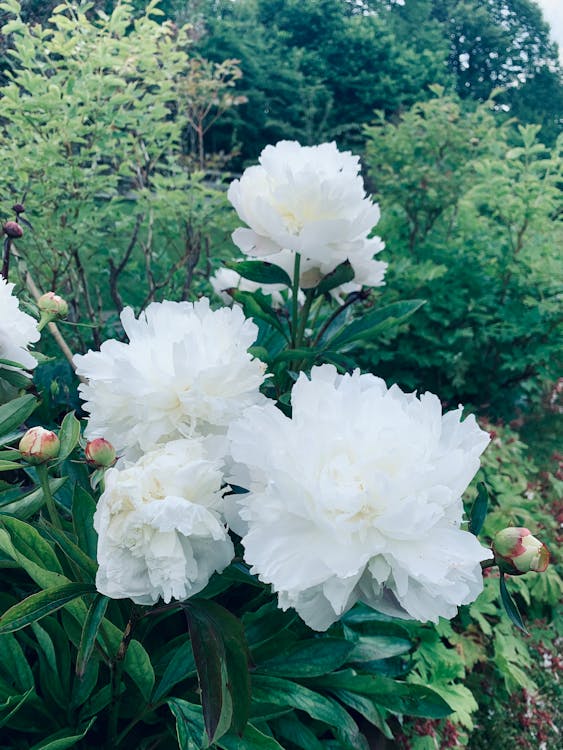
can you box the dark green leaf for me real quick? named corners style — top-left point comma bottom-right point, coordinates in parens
top-left (39, 521), bottom-right (97, 579)
top-left (271, 348), bottom-right (321, 365)
top-left (332, 690), bottom-right (393, 740)
top-left (0, 477), bottom-right (66, 520)
top-left (0, 583), bottom-right (95, 634)
top-left (0, 515), bottom-right (63, 573)
top-left (499, 573), bottom-right (528, 633)
top-left (218, 723), bottom-right (285, 749)
top-left (28, 717), bottom-right (95, 749)
top-left (0, 688), bottom-right (34, 730)
top-left (226, 260), bottom-right (291, 287)
top-left (256, 638), bottom-right (355, 677)
top-left (317, 260), bottom-right (355, 295)
top-left (184, 600), bottom-right (251, 744)
top-left (469, 482), bottom-right (489, 536)
top-left (251, 674), bottom-right (369, 750)
top-left (76, 594), bottom-right (109, 677)
top-left (72, 486), bottom-right (98, 560)
top-left (0, 394), bottom-right (37, 436)
top-left (152, 641), bottom-right (195, 703)
top-left (272, 714), bottom-right (325, 750)
top-left (327, 300), bottom-right (425, 349)
top-left (229, 289), bottom-right (288, 339)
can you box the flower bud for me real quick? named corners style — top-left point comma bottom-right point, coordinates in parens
top-left (493, 527), bottom-right (550, 575)
top-left (85, 438), bottom-right (116, 468)
top-left (19, 427), bottom-right (60, 464)
top-left (3, 221), bottom-right (23, 239)
top-left (12, 204), bottom-right (25, 215)
top-left (38, 291), bottom-right (68, 319)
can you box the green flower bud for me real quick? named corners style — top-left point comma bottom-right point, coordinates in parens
top-left (19, 427), bottom-right (60, 464)
top-left (493, 527), bottom-right (550, 575)
top-left (85, 438), bottom-right (117, 468)
top-left (38, 292), bottom-right (69, 319)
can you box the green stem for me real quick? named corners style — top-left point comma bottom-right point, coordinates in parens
top-left (37, 464), bottom-right (63, 531)
top-left (108, 609), bottom-right (138, 749)
top-left (290, 252), bottom-right (301, 348)
top-left (295, 288), bottom-right (315, 350)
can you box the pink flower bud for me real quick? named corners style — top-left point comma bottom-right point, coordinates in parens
top-left (38, 291), bottom-right (68, 319)
top-left (493, 527), bottom-right (550, 575)
top-left (18, 427), bottom-right (60, 464)
top-left (3, 221), bottom-right (23, 239)
top-left (85, 438), bottom-right (116, 468)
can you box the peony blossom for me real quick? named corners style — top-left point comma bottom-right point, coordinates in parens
top-left (228, 141), bottom-right (387, 297)
top-left (74, 298), bottom-right (267, 459)
top-left (228, 365), bottom-right (492, 631)
top-left (94, 438), bottom-right (234, 604)
top-left (0, 277), bottom-right (40, 371)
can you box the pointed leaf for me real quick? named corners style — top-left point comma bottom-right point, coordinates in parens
top-left (327, 300), bottom-right (425, 348)
top-left (499, 573), bottom-right (528, 634)
top-left (469, 482), bottom-right (489, 536)
top-left (76, 594), bottom-right (109, 677)
top-left (317, 260), bottom-right (355, 295)
top-left (54, 412), bottom-right (81, 464)
top-left (0, 583), bottom-right (95, 634)
top-left (226, 260), bottom-right (291, 287)
top-left (0, 394), bottom-right (37, 435)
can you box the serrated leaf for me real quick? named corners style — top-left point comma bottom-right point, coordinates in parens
top-left (499, 573), bottom-right (528, 633)
top-left (469, 482), bottom-right (489, 536)
top-left (226, 260), bottom-right (291, 287)
top-left (0, 583), bottom-right (95, 634)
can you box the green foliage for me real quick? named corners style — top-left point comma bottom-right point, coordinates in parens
top-left (0, 0), bottom-right (237, 348)
top-left (363, 91), bottom-right (563, 415)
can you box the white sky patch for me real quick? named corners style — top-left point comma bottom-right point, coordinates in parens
top-left (535, 0), bottom-right (563, 63)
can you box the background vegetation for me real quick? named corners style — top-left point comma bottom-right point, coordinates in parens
top-left (0, 1), bottom-right (560, 748)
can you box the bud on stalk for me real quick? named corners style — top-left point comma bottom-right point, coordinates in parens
top-left (85, 438), bottom-right (116, 468)
top-left (19, 427), bottom-right (60, 464)
top-left (493, 527), bottom-right (550, 575)
top-left (3, 221), bottom-right (23, 239)
top-left (38, 291), bottom-right (69, 319)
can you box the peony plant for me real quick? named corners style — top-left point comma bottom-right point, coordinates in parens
top-left (0, 140), bottom-right (553, 750)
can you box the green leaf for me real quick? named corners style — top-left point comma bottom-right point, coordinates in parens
top-left (72, 486), bottom-right (98, 560)
top-left (28, 717), bottom-right (95, 750)
top-left (0, 477), bottom-right (66, 520)
top-left (153, 640), bottom-right (196, 703)
top-left (332, 690), bottom-right (393, 740)
top-left (0, 633), bottom-right (34, 690)
top-left (469, 482), bottom-right (489, 536)
top-left (272, 715), bottom-right (325, 750)
top-left (0, 460), bottom-right (21, 471)
top-left (0, 688), bottom-right (34, 730)
top-left (317, 260), bottom-right (355, 295)
top-left (184, 600), bottom-right (251, 744)
top-left (54, 411), bottom-right (81, 464)
top-left (0, 394), bottom-right (37, 436)
top-left (100, 622), bottom-right (155, 702)
top-left (499, 573), bottom-right (528, 633)
top-left (168, 699), bottom-right (205, 750)
top-left (226, 260), bottom-right (291, 287)
top-left (0, 583), bottom-right (95, 634)
top-left (251, 674), bottom-right (368, 750)
top-left (256, 638), bottom-right (355, 677)
top-left (309, 671), bottom-right (453, 719)
top-left (0, 515), bottom-right (63, 573)
top-left (229, 289), bottom-right (288, 339)
top-left (39, 521), bottom-right (97, 579)
top-left (271, 348), bottom-right (321, 365)
top-left (218, 723), bottom-right (285, 749)
top-left (327, 300), bottom-right (425, 349)
top-left (76, 594), bottom-right (109, 677)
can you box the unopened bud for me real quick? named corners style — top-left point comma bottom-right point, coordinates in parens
top-left (19, 427), bottom-right (60, 464)
top-left (3, 221), bottom-right (23, 239)
top-left (85, 438), bottom-right (116, 468)
top-left (38, 292), bottom-right (68, 319)
top-left (12, 204), bottom-right (25, 215)
top-left (493, 527), bottom-right (550, 575)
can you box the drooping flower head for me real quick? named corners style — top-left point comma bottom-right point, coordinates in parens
top-left (228, 365), bottom-right (492, 631)
top-left (94, 438), bottom-right (234, 604)
top-left (74, 299), bottom-right (267, 458)
top-left (0, 277), bottom-right (40, 371)
top-left (228, 141), bottom-right (387, 297)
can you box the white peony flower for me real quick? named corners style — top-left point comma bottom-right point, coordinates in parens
top-left (210, 266), bottom-right (286, 307)
top-left (94, 438), bottom-right (234, 604)
top-left (228, 140), bottom-right (387, 296)
top-left (74, 298), bottom-right (267, 459)
top-left (0, 277), bottom-right (39, 371)
top-left (228, 365), bottom-right (492, 631)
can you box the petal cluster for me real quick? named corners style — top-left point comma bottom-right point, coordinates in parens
top-left (0, 277), bottom-right (39, 371)
top-left (94, 438), bottom-right (234, 604)
top-left (74, 298), bottom-right (267, 458)
top-left (228, 365), bottom-right (492, 631)
top-left (228, 141), bottom-right (387, 297)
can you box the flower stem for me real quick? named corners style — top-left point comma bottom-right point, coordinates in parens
top-left (108, 608), bottom-right (139, 748)
top-left (37, 464), bottom-right (63, 531)
top-left (295, 289), bottom-right (315, 350)
top-left (291, 252), bottom-right (301, 348)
